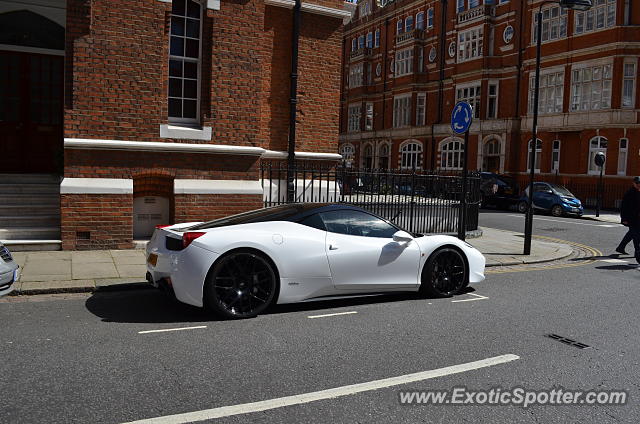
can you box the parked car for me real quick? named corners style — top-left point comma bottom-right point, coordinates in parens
top-left (0, 243), bottom-right (19, 297)
top-left (146, 203), bottom-right (486, 319)
top-left (517, 182), bottom-right (583, 217)
top-left (479, 172), bottom-right (520, 209)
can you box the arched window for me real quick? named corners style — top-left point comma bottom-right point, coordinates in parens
top-left (397, 19), bottom-right (403, 34)
top-left (482, 138), bottom-right (501, 173)
top-left (366, 32), bottom-right (373, 48)
top-left (378, 143), bottom-right (390, 170)
top-left (400, 141), bottom-right (423, 169)
top-left (405, 16), bottom-right (414, 32)
top-left (363, 143), bottom-right (374, 169)
top-left (416, 12), bottom-right (425, 30)
top-left (339, 143), bottom-right (355, 168)
top-left (588, 136), bottom-right (607, 174)
top-left (169, 0), bottom-right (203, 124)
top-left (440, 138), bottom-right (464, 170)
top-left (527, 139), bottom-right (542, 173)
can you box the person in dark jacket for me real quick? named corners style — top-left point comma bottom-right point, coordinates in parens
top-left (617, 176), bottom-right (640, 261)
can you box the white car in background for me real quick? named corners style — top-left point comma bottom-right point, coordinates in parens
top-left (146, 203), bottom-right (486, 319)
top-left (0, 243), bottom-right (19, 296)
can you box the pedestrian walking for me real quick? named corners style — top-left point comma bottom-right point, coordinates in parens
top-left (617, 176), bottom-right (640, 261)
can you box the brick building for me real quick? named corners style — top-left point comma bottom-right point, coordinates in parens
top-left (340, 0), bottom-right (639, 207)
top-left (0, 0), bottom-right (352, 250)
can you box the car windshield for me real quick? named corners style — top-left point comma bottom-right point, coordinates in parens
top-left (550, 184), bottom-right (574, 197)
top-left (188, 204), bottom-right (311, 230)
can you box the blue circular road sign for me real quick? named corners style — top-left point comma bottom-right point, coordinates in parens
top-left (451, 101), bottom-right (473, 134)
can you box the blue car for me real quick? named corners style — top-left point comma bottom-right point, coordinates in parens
top-left (517, 182), bottom-right (583, 217)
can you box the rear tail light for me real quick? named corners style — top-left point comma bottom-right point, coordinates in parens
top-left (155, 225), bottom-right (171, 229)
top-left (182, 232), bottom-right (206, 248)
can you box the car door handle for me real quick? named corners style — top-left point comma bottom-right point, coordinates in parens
top-left (329, 243), bottom-right (339, 250)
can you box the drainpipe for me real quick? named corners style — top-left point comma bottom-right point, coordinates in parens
top-left (432, 0), bottom-right (448, 170)
top-left (287, 0), bottom-right (301, 202)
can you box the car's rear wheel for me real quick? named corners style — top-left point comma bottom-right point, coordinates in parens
top-left (420, 247), bottom-right (468, 298)
top-left (550, 204), bottom-right (563, 217)
top-left (204, 250), bottom-right (278, 319)
top-left (517, 201), bottom-right (528, 214)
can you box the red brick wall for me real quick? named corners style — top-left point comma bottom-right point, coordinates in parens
top-left (61, 194), bottom-right (133, 250)
top-left (174, 194), bottom-right (263, 223)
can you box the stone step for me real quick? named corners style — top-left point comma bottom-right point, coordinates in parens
top-left (0, 215), bottom-right (60, 228)
top-left (1, 240), bottom-right (62, 251)
top-left (0, 174), bottom-right (62, 185)
top-left (0, 227), bottom-right (61, 241)
top-left (0, 205), bottom-right (61, 216)
top-left (0, 183), bottom-right (61, 195)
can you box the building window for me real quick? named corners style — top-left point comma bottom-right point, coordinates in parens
top-left (588, 136), bottom-right (607, 174)
top-left (427, 8), bottom-right (434, 28)
top-left (365, 102), bottom-right (374, 130)
top-left (374, 29), bottom-right (380, 48)
top-left (393, 94), bottom-right (412, 128)
top-left (351, 38), bottom-right (357, 51)
top-left (575, 0), bottom-right (616, 35)
top-left (348, 104), bottom-right (361, 132)
top-left (378, 144), bottom-right (390, 169)
top-left (533, 6), bottom-right (567, 43)
top-left (458, 27), bottom-right (483, 62)
top-left (339, 143), bottom-right (355, 167)
top-left (618, 138), bottom-right (628, 175)
top-left (469, 0), bottom-right (480, 8)
top-left (416, 93), bottom-right (426, 126)
top-left (457, 0), bottom-right (465, 13)
top-left (397, 19), bottom-right (403, 34)
top-left (401, 141), bottom-right (423, 169)
top-left (358, 35), bottom-right (365, 49)
top-left (487, 83), bottom-right (498, 119)
top-left (528, 70), bottom-right (564, 114)
top-left (416, 12), bottom-right (425, 30)
top-left (482, 138), bottom-right (501, 172)
top-left (622, 61), bottom-right (637, 108)
top-left (527, 139), bottom-right (542, 173)
top-left (169, 0), bottom-right (202, 124)
top-left (440, 139), bottom-right (464, 171)
top-left (551, 140), bottom-right (561, 173)
top-left (405, 16), bottom-right (414, 32)
top-left (363, 144), bottom-right (374, 169)
top-left (395, 48), bottom-right (413, 77)
top-left (349, 63), bottom-right (363, 88)
top-left (366, 32), bottom-right (373, 48)
top-left (571, 63), bottom-right (612, 111)
top-left (456, 84), bottom-right (481, 119)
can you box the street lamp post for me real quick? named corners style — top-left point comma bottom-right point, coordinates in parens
top-left (523, 0), bottom-right (592, 255)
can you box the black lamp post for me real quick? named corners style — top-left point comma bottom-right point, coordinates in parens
top-left (523, 0), bottom-right (593, 255)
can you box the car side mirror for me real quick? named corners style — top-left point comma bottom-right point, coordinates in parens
top-left (392, 230), bottom-right (413, 242)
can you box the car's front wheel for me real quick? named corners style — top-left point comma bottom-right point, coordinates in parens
top-left (204, 249), bottom-right (278, 319)
top-left (517, 200), bottom-right (528, 214)
top-left (550, 204), bottom-right (564, 217)
top-left (420, 247), bottom-right (468, 297)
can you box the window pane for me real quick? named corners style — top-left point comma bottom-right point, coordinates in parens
top-left (170, 37), bottom-right (184, 56)
top-left (184, 61), bottom-right (197, 78)
top-left (186, 0), bottom-right (200, 18)
top-left (184, 79), bottom-right (197, 99)
top-left (168, 98), bottom-right (182, 117)
top-left (169, 59), bottom-right (182, 77)
top-left (183, 99), bottom-right (197, 118)
top-left (169, 78), bottom-right (182, 97)
top-left (186, 19), bottom-right (199, 38)
top-left (172, 0), bottom-right (186, 15)
top-left (185, 39), bottom-right (199, 58)
top-left (171, 17), bottom-right (185, 36)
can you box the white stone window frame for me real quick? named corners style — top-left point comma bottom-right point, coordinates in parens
top-left (168, 0), bottom-right (204, 126)
top-left (400, 140), bottom-right (423, 170)
top-left (395, 47), bottom-right (414, 77)
top-left (622, 59), bottom-right (637, 109)
top-left (349, 63), bottom-right (364, 88)
top-left (618, 138), bottom-right (628, 176)
top-left (374, 29), bottom-right (381, 48)
top-left (351, 38), bottom-right (357, 52)
top-left (487, 81), bottom-right (499, 119)
top-left (377, 142), bottom-right (391, 169)
top-left (393, 93), bottom-right (412, 128)
top-left (574, 0), bottom-right (616, 36)
top-left (366, 32), bottom-right (373, 48)
top-left (532, 5), bottom-right (567, 44)
top-left (427, 8), bottom-right (434, 28)
top-left (397, 18), bottom-right (403, 34)
top-left (416, 12), bottom-right (425, 30)
top-left (439, 137), bottom-right (465, 171)
top-left (455, 81), bottom-right (481, 119)
top-left (482, 136), bottom-right (504, 173)
top-left (588, 136), bottom-right (608, 175)
top-left (362, 142), bottom-right (375, 169)
top-left (347, 103), bottom-right (362, 132)
top-left (457, 25), bottom-right (483, 63)
top-left (405, 15), bottom-right (414, 32)
top-left (527, 138), bottom-right (542, 174)
top-left (528, 67), bottom-right (564, 115)
top-left (364, 102), bottom-right (374, 131)
top-left (570, 60), bottom-right (613, 112)
top-left (416, 92), bottom-right (426, 126)
top-left (551, 139), bottom-right (561, 173)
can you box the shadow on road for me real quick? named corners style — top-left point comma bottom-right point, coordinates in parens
top-left (85, 286), bottom-right (476, 324)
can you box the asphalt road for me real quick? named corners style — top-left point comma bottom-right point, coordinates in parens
top-left (1, 210), bottom-right (638, 423)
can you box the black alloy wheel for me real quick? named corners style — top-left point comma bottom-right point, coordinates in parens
top-left (420, 247), bottom-right (468, 297)
top-left (517, 201), bottom-right (528, 214)
top-left (205, 250), bottom-right (278, 319)
top-left (550, 204), bottom-right (564, 217)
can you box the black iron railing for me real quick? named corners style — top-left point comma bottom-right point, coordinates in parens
top-left (261, 162), bottom-right (481, 235)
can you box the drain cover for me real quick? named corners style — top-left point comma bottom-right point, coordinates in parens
top-left (546, 334), bottom-right (591, 349)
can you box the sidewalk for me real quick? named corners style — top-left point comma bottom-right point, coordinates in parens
top-left (8, 227), bottom-right (575, 295)
top-left (581, 209), bottom-right (620, 224)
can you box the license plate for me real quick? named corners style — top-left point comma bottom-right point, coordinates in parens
top-left (147, 253), bottom-right (158, 266)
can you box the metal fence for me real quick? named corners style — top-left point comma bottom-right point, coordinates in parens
top-left (261, 162), bottom-right (481, 235)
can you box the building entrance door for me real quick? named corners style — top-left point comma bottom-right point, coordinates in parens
top-left (0, 51), bottom-right (63, 173)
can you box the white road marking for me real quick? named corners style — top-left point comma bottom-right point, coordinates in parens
top-left (121, 354), bottom-right (520, 424)
top-left (307, 311), bottom-right (358, 319)
top-left (451, 293), bottom-right (489, 303)
top-left (138, 326), bottom-right (207, 334)
top-left (506, 215), bottom-right (617, 227)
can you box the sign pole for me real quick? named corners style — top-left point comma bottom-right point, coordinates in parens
top-left (458, 129), bottom-right (470, 241)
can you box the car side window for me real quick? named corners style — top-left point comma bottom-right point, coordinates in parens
top-left (319, 210), bottom-right (397, 238)
top-left (534, 184), bottom-right (547, 193)
top-left (298, 213), bottom-right (326, 231)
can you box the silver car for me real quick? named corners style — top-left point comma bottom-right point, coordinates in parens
top-left (0, 243), bottom-right (19, 296)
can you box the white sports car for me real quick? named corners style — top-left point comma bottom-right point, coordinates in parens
top-left (146, 203), bottom-right (485, 319)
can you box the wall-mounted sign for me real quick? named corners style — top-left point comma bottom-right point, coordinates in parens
top-left (503, 25), bottom-right (514, 43)
top-left (376, 63), bottom-right (382, 76)
top-left (428, 47), bottom-right (437, 63)
top-left (448, 41), bottom-right (456, 58)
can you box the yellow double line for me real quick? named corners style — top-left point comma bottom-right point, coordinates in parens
top-left (486, 235), bottom-right (603, 275)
